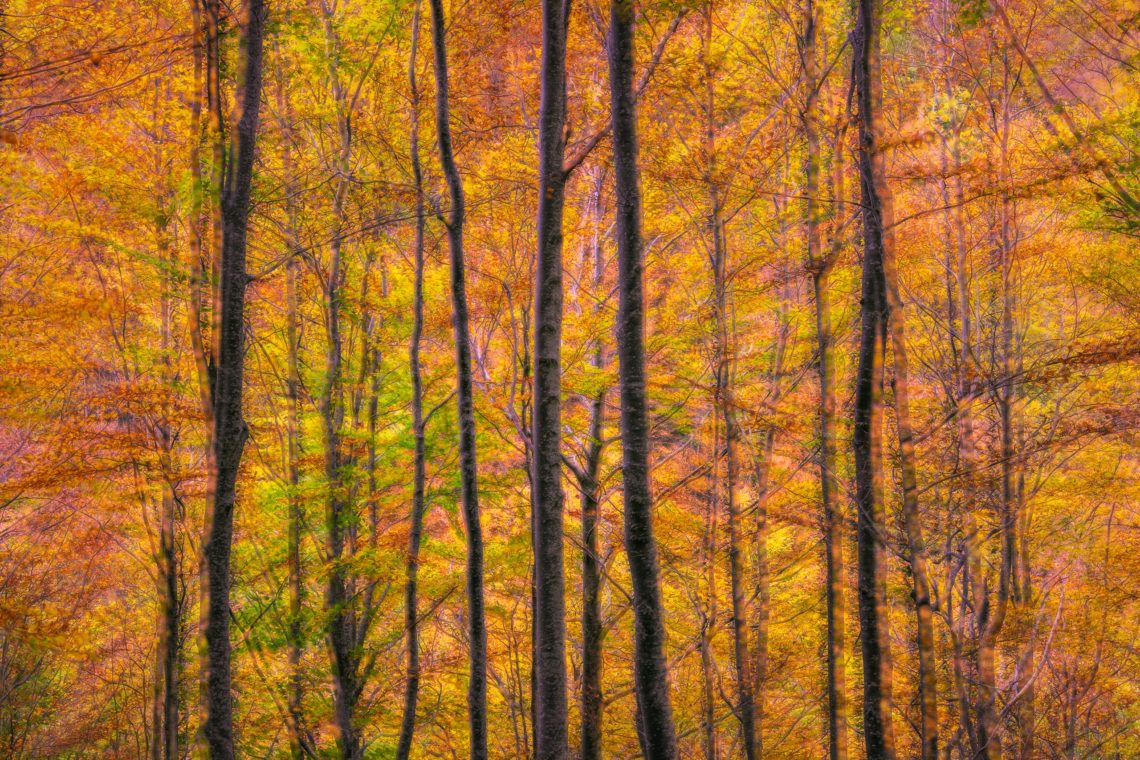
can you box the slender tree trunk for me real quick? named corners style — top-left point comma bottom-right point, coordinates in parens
top-left (271, 38), bottom-right (309, 757)
top-left (532, 1), bottom-right (572, 757)
top-left (285, 245), bottom-right (306, 760)
top-left (977, 57), bottom-right (1018, 760)
top-left (202, 1), bottom-right (266, 757)
top-left (607, 2), bottom-right (679, 757)
top-left (578, 397), bottom-right (605, 760)
top-left (698, 5), bottom-right (755, 756)
top-left (700, 415), bottom-right (720, 760)
top-left (578, 168), bottom-right (608, 760)
top-left (747, 307), bottom-right (786, 760)
top-left (879, 92), bottom-right (939, 760)
top-left (427, 2), bottom-right (488, 757)
top-left (312, 3), bottom-right (363, 754)
top-left (187, 1), bottom-right (220, 750)
top-left (159, 484), bottom-right (179, 760)
top-left (802, 4), bottom-right (847, 752)
top-left (852, 0), bottom-right (896, 755)
top-left (856, 0), bottom-right (938, 748)
top-left (154, 180), bottom-right (180, 760)
top-left (396, 5), bottom-right (426, 758)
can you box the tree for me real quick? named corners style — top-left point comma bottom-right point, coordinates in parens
top-left (851, 0), bottom-right (897, 754)
top-left (531, 0), bottom-right (572, 757)
top-left (607, 1), bottom-right (679, 757)
top-left (202, 0), bottom-right (267, 757)
top-left (396, 3), bottom-right (428, 757)
top-left (427, 1), bottom-right (489, 756)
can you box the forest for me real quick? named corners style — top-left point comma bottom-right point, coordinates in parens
top-left (2, 0), bottom-right (1139, 757)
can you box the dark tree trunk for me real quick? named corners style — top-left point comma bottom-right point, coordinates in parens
top-left (285, 244), bottom-right (306, 760)
top-left (577, 167), bottom-right (608, 760)
top-left (864, 0), bottom-right (938, 751)
top-left (158, 485), bottom-right (179, 760)
top-left (852, 0), bottom-right (896, 756)
top-left (427, 2), bottom-right (488, 757)
top-left (532, 1), bottom-right (572, 758)
top-left (578, 393), bottom-right (605, 760)
top-left (606, 2), bottom-right (679, 758)
top-left (152, 167), bottom-right (181, 760)
top-left (396, 5), bottom-right (427, 758)
top-left (202, 0), bottom-right (266, 757)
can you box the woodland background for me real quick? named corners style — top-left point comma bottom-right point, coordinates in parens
top-left (1, 0), bottom-right (1139, 758)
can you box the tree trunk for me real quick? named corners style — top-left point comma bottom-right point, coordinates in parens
top-left (532, 1), bottom-right (572, 758)
top-left (852, 0), bottom-right (896, 755)
top-left (801, 3), bottom-right (847, 757)
top-left (698, 5), bottom-right (756, 756)
top-left (396, 5), bottom-right (426, 758)
top-left (578, 168), bottom-right (608, 760)
top-left (977, 57), bottom-right (1018, 760)
top-left (606, 2), bottom-right (679, 757)
top-left (700, 415), bottom-right (719, 760)
top-left (202, 0), bottom-right (265, 757)
top-left (312, 3), bottom-right (364, 754)
top-left (427, 2), bottom-right (489, 757)
top-left (271, 37), bottom-right (309, 757)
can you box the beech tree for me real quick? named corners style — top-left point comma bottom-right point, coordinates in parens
top-left (201, 0), bottom-right (267, 757)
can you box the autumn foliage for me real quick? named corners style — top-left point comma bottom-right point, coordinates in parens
top-left (1, 0), bottom-right (1139, 758)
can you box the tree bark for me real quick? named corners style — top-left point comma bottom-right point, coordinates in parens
top-left (578, 168), bottom-right (608, 760)
top-left (852, 0), bottom-right (896, 756)
top-left (532, 1), bottom-right (572, 758)
top-left (396, 5), bottom-right (427, 758)
top-left (427, 2), bottom-right (489, 757)
top-left (202, 0), bottom-right (265, 757)
top-left (607, 2), bottom-right (679, 757)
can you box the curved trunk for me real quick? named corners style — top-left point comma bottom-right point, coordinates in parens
top-left (427, 2), bottom-right (489, 756)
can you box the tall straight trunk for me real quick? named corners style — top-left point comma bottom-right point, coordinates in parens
top-left (578, 390), bottom-right (605, 760)
top-left (157, 485), bottom-right (179, 760)
top-left (977, 55), bottom-right (1018, 760)
top-left (801, 4), bottom-right (847, 754)
top-left (396, 5), bottom-right (427, 757)
top-left (606, 2), bottom-right (679, 758)
top-left (851, 0), bottom-right (896, 756)
top-left (153, 171), bottom-right (180, 760)
top-left (427, 2), bottom-right (488, 757)
top-left (700, 416), bottom-right (720, 760)
top-left (873, 57), bottom-right (939, 760)
top-left (285, 247), bottom-right (306, 760)
top-left (187, 1), bottom-right (220, 749)
top-left (161, 299), bottom-right (180, 760)
top-left (697, 5), bottom-right (755, 757)
top-left (271, 38), bottom-right (308, 757)
top-left (748, 307), bottom-right (787, 760)
top-left (884, 170), bottom-right (940, 760)
top-left (578, 168), bottom-right (608, 760)
top-left (313, 3), bottom-right (364, 754)
top-left (202, 0), bottom-right (266, 757)
top-left (532, 1), bottom-right (571, 758)
top-left (856, 0), bottom-right (938, 751)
